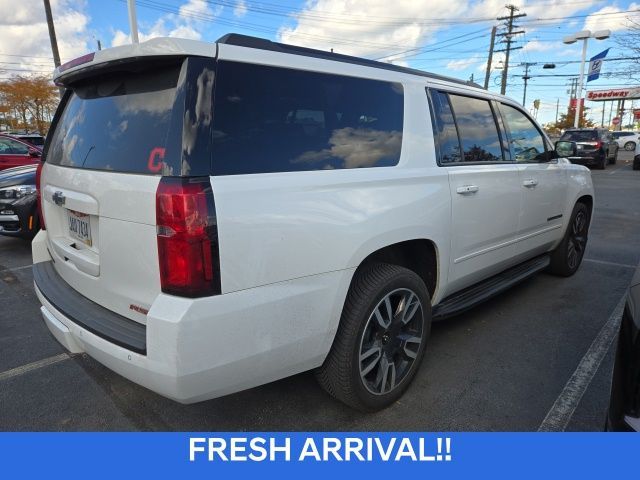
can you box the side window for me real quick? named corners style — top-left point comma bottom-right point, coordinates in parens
top-left (211, 61), bottom-right (404, 175)
top-left (428, 90), bottom-right (462, 164)
top-left (499, 103), bottom-right (548, 162)
top-left (6, 138), bottom-right (29, 155)
top-left (0, 138), bottom-right (13, 154)
top-left (448, 94), bottom-right (504, 162)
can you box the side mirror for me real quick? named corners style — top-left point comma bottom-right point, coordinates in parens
top-left (28, 147), bottom-right (41, 158)
top-left (554, 140), bottom-right (577, 158)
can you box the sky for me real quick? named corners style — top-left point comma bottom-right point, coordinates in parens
top-left (1, 0), bottom-right (639, 125)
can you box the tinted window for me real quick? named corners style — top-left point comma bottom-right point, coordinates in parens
top-left (47, 66), bottom-right (180, 174)
top-left (18, 136), bottom-right (45, 146)
top-left (448, 94), bottom-right (503, 162)
top-left (0, 137), bottom-right (29, 154)
top-left (560, 130), bottom-right (598, 141)
top-left (429, 90), bottom-right (462, 164)
top-left (211, 61), bottom-right (404, 175)
top-left (499, 103), bottom-right (547, 162)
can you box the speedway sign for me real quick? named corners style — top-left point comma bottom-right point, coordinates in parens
top-left (587, 87), bottom-right (640, 101)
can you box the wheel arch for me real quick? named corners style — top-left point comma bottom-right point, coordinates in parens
top-left (351, 239), bottom-right (439, 300)
top-left (576, 194), bottom-right (594, 217)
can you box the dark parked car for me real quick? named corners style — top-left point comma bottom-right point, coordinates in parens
top-left (559, 128), bottom-right (618, 169)
top-left (607, 266), bottom-right (640, 431)
top-left (10, 132), bottom-right (45, 147)
top-left (0, 133), bottom-right (41, 171)
top-left (0, 164), bottom-right (39, 239)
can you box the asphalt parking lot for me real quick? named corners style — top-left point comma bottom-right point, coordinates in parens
top-left (1, 152), bottom-right (638, 432)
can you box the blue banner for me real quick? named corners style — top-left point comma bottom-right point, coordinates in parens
top-left (1, 432), bottom-right (639, 479)
top-left (587, 48), bottom-right (610, 82)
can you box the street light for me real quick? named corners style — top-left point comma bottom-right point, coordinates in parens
top-left (563, 29), bottom-right (610, 128)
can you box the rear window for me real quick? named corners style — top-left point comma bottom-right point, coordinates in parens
top-left (211, 61), bottom-right (404, 175)
top-left (47, 66), bottom-right (180, 174)
top-left (560, 130), bottom-right (598, 141)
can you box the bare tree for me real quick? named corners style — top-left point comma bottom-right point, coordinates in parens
top-left (616, 18), bottom-right (640, 83)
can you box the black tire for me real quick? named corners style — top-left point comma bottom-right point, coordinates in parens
top-left (548, 202), bottom-right (590, 277)
top-left (316, 263), bottom-right (431, 411)
top-left (624, 141), bottom-right (636, 151)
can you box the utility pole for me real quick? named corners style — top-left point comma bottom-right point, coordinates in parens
top-left (484, 26), bottom-right (497, 90)
top-left (43, 0), bottom-right (63, 97)
top-left (555, 98), bottom-right (560, 124)
top-left (127, 0), bottom-right (140, 43)
top-left (496, 5), bottom-right (526, 95)
top-left (521, 62), bottom-right (534, 106)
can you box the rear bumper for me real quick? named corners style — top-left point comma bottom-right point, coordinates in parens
top-left (31, 230), bottom-right (350, 403)
top-left (567, 154), bottom-right (603, 167)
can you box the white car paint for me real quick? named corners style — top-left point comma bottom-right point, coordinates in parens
top-left (612, 131), bottom-right (640, 150)
top-left (33, 37), bottom-right (595, 403)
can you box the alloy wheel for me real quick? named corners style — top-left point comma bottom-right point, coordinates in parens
top-left (567, 210), bottom-right (588, 270)
top-left (358, 288), bottom-right (424, 395)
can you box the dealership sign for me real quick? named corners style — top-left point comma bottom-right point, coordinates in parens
top-left (587, 87), bottom-right (640, 101)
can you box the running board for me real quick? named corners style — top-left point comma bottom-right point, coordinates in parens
top-left (432, 254), bottom-right (550, 321)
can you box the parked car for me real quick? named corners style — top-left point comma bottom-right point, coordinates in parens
top-left (559, 128), bottom-right (618, 169)
top-left (0, 164), bottom-right (39, 238)
top-left (612, 130), bottom-right (640, 152)
top-left (0, 134), bottom-right (41, 171)
top-left (634, 142), bottom-right (640, 171)
top-left (10, 132), bottom-right (45, 148)
top-left (607, 266), bottom-right (640, 431)
top-left (32, 34), bottom-right (594, 411)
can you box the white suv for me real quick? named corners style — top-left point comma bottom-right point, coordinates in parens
top-left (612, 130), bottom-right (640, 151)
top-left (32, 34), bottom-right (594, 411)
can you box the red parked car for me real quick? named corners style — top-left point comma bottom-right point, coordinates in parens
top-left (0, 134), bottom-right (42, 171)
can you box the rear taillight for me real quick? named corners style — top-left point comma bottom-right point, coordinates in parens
top-left (35, 161), bottom-right (45, 230)
top-left (156, 177), bottom-right (221, 298)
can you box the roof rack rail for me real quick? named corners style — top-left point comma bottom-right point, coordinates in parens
top-left (216, 33), bottom-right (483, 89)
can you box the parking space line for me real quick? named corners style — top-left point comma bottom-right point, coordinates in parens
top-left (584, 258), bottom-right (637, 270)
top-left (537, 294), bottom-right (626, 432)
top-left (4, 264), bottom-right (32, 273)
top-left (0, 353), bottom-right (71, 382)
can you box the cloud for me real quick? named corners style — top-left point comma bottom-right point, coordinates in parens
top-left (0, 0), bottom-right (91, 76)
top-left (234, 0), bottom-right (247, 18)
top-left (276, 0), bottom-right (609, 62)
top-left (446, 55), bottom-right (483, 71)
top-left (293, 127), bottom-right (402, 169)
top-left (468, 0), bottom-right (602, 23)
top-left (277, 0), bottom-right (469, 59)
top-left (111, 0), bottom-right (221, 47)
top-left (522, 40), bottom-right (562, 53)
top-left (583, 3), bottom-right (640, 32)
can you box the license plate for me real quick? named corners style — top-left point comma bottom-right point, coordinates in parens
top-left (67, 210), bottom-right (92, 247)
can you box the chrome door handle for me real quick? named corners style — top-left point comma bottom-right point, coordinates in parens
top-left (522, 179), bottom-right (538, 188)
top-left (456, 185), bottom-right (479, 194)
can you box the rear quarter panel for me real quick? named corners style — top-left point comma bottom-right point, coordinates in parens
top-left (562, 160), bottom-right (595, 235)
